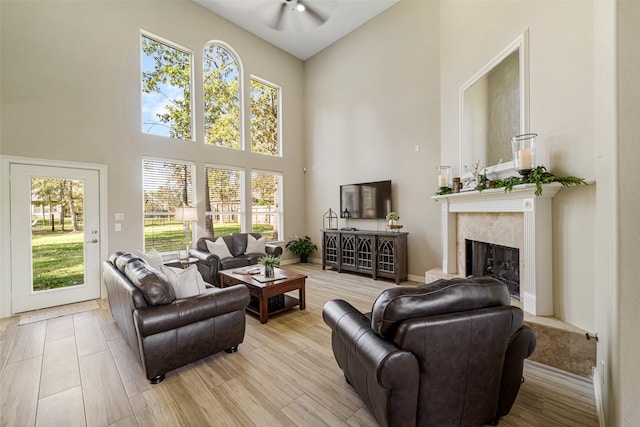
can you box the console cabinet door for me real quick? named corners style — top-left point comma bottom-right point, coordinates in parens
top-left (323, 232), bottom-right (339, 269)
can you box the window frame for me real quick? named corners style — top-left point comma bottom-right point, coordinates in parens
top-left (140, 30), bottom-right (195, 142)
top-left (250, 75), bottom-right (282, 157)
top-left (202, 41), bottom-right (245, 150)
top-left (204, 164), bottom-right (246, 237)
top-left (142, 156), bottom-right (197, 254)
top-left (250, 169), bottom-right (283, 242)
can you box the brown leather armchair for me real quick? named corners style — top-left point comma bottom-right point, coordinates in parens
top-left (322, 277), bottom-right (536, 427)
top-left (103, 252), bottom-right (250, 384)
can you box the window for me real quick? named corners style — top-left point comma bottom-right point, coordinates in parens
top-left (251, 170), bottom-right (282, 241)
top-left (203, 43), bottom-right (241, 149)
top-left (142, 159), bottom-right (195, 252)
top-left (251, 78), bottom-right (280, 156)
top-left (204, 166), bottom-right (244, 237)
top-left (141, 34), bottom-right (192, 140)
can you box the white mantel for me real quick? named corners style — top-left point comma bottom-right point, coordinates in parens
top-left (432, 183), bottom-right (564, 316)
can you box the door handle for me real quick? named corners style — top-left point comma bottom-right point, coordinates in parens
top-left (86, 239), bottom-right (98, 244)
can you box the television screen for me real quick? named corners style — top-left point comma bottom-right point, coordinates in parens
top-left (340, 180), bottom-right (392, 219)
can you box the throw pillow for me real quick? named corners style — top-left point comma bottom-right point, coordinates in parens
top-left (205, 237), bottom-right (233, 259)
top-left (159, 265), bottom-right (207, 299)
top-left (135, 248), bottom-right (163, 270)
top-left (245, 234), bottom-right (267, 254)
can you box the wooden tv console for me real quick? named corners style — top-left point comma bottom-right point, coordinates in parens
top-left (321, 229), bottom-right (408, 284)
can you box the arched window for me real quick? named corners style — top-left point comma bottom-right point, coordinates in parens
top-left (203, 43), bottom-right (241, 149)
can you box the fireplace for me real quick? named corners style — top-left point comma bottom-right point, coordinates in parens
top-left (466, 239), bottom-right (520, 300)
top-left (432, 183), bottom-right (564, 315)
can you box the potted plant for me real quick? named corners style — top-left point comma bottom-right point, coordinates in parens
top-left (285, 235), bottom-right (318, 263)
top-left (258, 254), bottom-right (280, 278)
top-left (386, 212), bottom-right (400, 226)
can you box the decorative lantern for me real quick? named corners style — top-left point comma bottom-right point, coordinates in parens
top-left (323, 208), bottom-right (338, 230)
top-left (511, 133), bottom-right (537, 181)
top-left (436, 166), bottom-right (452, 189)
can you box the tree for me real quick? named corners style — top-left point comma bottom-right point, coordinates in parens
top-left (141, 36), bottom-right (192, 140)
top-left (204, 44), bottom-right (241, 149)
top-left (251, 80), bottom-right (279, 155)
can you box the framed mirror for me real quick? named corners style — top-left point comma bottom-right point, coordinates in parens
top-left (460, 30), bottom-right (529, 178)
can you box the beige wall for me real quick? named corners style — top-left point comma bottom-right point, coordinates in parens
top-left (617, 1), bottom-right (640, 424)
top-left (440, 0), bottom-right (597, 330)
top-left (0, 0), bottom-right (306, 316)
top-left (304, 0), bottom-right (442, 279)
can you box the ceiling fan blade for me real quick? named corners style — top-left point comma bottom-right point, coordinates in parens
top-left (273, 2), bottom-right (288, 30)
top-left (298, 0), bottom-right (328, 25)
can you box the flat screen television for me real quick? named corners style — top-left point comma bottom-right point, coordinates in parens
top-left (340, 180), bottom-right (392, 219)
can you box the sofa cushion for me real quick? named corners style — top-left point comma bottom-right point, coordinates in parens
top-left (115, 253), bottom-right (142, 273)
top-left (205, 237), bottom-right (233, 259)
top-left (220, 256), bottom-right (252, 270)
top-left (135, 248), bottom-right (163, 270)
top-left (124, 260), bottom-right (176, 305)
top-left (371, 277), bottom-right (510, 339)
top-left (231, 233), bottom-right (248, 257)
top-left (245, 234), bottom-right (267, 254)
top-left (159, 264), bottom-right (207, 299)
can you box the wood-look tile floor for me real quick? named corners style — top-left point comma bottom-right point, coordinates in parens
top-left (0, 264), bottom-right (599, 426)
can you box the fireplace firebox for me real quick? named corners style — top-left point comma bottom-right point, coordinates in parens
top-left (466, 239), bottom-right (520, 300)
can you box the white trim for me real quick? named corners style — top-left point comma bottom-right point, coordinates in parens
top-left (0, 155), bottom-right (108, 319)
top-left (592, 367), bottom-right (606, 427)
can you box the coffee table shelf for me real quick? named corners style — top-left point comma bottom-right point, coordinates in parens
top-left (219, 267), bottom-right (306, 324)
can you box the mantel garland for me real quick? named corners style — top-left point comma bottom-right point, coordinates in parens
top-left (435, 166), bottom-right (586, 197)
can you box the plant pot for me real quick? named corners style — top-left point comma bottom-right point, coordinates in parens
top-left (300, 254), bottom-right (309, 263)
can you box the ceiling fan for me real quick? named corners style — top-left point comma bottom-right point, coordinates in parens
top-left (271, 0), bottom-right (330, 31)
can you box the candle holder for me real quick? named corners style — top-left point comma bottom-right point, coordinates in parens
top-left (511, 133), bottom-right (537, 181)
top-left (436, 166), bottom-right (452, 190)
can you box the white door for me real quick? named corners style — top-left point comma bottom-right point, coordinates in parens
top-left (10, 164), bottom-right (102, 313)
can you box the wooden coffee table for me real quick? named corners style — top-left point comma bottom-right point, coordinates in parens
top-left (219, 267), bottom-right (306, 324)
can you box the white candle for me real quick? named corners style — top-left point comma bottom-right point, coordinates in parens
top-left (517, 149), bottom-right (532, 170)
top-left (438, 174), bottom-right (447, 187)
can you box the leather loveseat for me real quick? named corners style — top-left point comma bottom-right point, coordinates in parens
top-left (103, 252), bottom-right (250, 384)
top-left (190, 233), bottom-right (283, 286)
top-left (323, 277), bottom-right (536, 427)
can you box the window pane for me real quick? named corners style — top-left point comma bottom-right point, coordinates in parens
top-left (251, 171), bottom-right (282, 241)
top-left (204, 44), bottom-right (241, 149)
top-left (143, 159), bottom-right (194, 252)
top-left (251, 79), bottom-right (280, 155)
top-left (141, 35), bottom-right (192, 140)
top-left (205, 166), bottom-right (243, 237)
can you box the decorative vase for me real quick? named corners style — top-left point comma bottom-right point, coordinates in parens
top-left (264, 265), bottom-right (274, 278)
top-left (388, 219), bottom-right (396, 226)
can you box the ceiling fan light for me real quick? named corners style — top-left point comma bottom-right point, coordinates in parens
top-left (296, 3), bottom-right (306, 12)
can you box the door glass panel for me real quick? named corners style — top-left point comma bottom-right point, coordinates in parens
top-left (31, 177), bottom-right (85, 291)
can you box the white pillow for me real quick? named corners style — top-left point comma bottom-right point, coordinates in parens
top-left (135, 248), bottom-right (163, 270)
top-left (159, 264), bottom-right (207, 299)
top-left (205, 237), bottom-right (233, 259)
top-left (245, 234), bottom-right (267, 254)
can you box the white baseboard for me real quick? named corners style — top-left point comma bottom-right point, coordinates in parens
top-left (592, 367), bottom-right (606, 427)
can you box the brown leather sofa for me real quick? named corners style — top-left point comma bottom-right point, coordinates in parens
top-left (103, 252), bottom-right (250, 384)
top-left (190, 233), bottom-right (283, 286)
top-left (322, 277), bottom-right (536, 427)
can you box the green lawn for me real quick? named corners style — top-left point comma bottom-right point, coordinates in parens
top-left (30, 220), bottom-right (275, 291)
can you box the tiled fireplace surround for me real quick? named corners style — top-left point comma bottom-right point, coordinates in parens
top-left (430, 183), bottom-right (596, 377)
